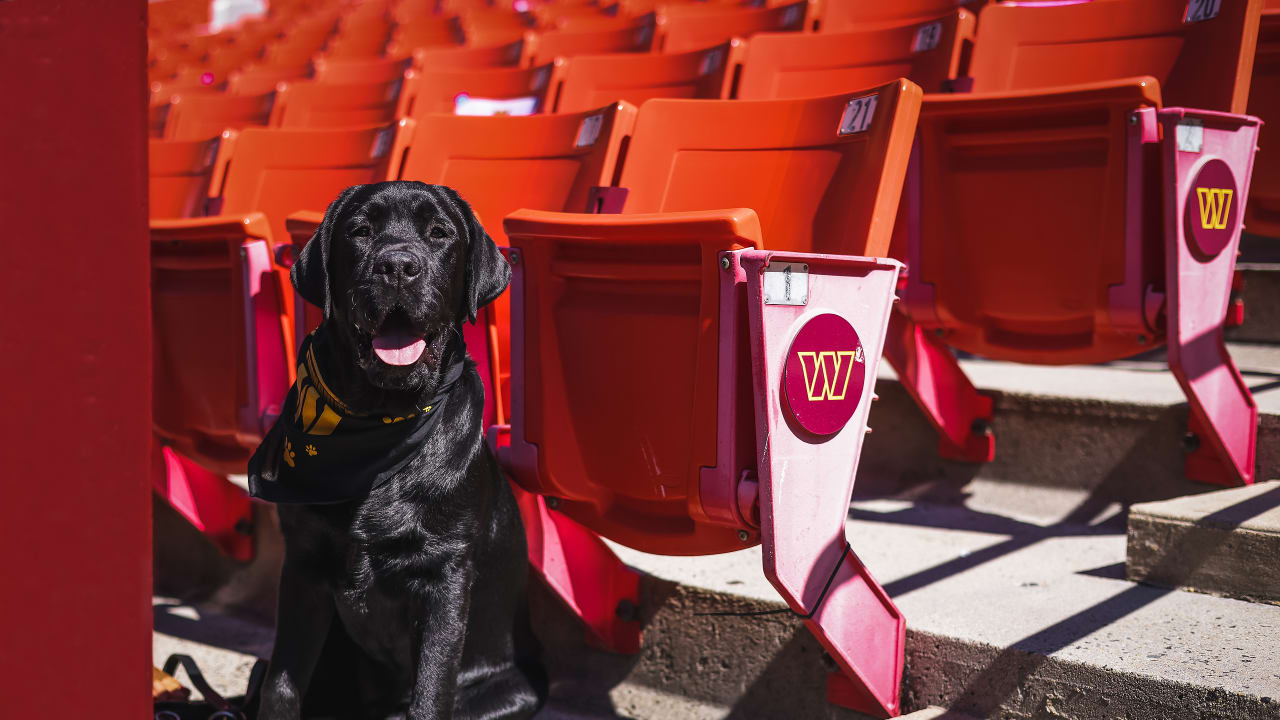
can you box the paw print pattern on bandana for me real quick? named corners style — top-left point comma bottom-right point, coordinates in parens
top-left (305, 444), bottom-right (318, 457)
top-left (283, 438), bottom-right (296, 468)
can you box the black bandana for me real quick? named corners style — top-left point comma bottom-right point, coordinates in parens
top-left (248, 327), bottom-right (466, 504)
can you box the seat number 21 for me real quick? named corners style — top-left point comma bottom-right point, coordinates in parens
top-left (1185, 0), bottom-right (1220, 23)
top-left (839, 95), bottom-right (878, 136)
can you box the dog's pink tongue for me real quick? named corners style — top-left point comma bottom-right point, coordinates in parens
top-left (372, 333), bottom-right (426, 365)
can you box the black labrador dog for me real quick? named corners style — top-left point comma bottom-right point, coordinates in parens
top-left (248, 181), bottom-right (542, 719)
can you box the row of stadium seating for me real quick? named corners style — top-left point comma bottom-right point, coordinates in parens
top-left (147, 0), bottom-right (1277, 716)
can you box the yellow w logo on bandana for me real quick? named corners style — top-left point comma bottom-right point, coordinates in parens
top-left (1197, 187), bottom-right (1233, 230)
top-left (798, 349), bottom-right (862, 402)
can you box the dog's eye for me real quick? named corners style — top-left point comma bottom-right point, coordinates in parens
top-left (350, 225), bottom-right (372, 238)
top-left (429, 227), bottom-right (450, 239)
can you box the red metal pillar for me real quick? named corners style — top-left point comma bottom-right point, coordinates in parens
top-left (0, 1), bottom-right (151, 715)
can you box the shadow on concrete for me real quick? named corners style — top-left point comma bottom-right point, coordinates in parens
top-left (849, 487), bottom-right (1126, 600)
top-left (936, 486), bottom-right (1278, 718)
top-left (153, 601), bottom-right (274, 658)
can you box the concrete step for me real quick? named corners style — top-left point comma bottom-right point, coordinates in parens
top-left (1127, 479), bottom-right (1280, 606)
top-left (584, 498), bottom-right (1280, 720)
top-left (861, 342), bottom-right (1280, 516)
top-left (153, 495), bottom-right (1280, 719)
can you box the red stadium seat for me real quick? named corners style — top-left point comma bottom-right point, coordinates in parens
top-left (809, 0), bottom-right (965, 32)
top-left (151, 123), bottom-right (404, 482)
top-left (312, 54), bottom-right (413, 84)
top-left (149, 136), bottom-right (223, 218)
top-left (397, 64), bottom-right (559, 117)
top-left (521, 22), bottom-right (654, 65)
top-left (386, 17), bottom-right (463, 57)
top-left (654, 1), bottom-right (806, 53)
top-left (735, 9), bottom-right (974, 98)
top-left (460, 7), bottom-right (535, 46)
top-left (269, 77), bottom-right (403, 128)
top-left (498, 79), bottom-right (921, 717)
top-left (896, 0), bottom-right (1263, 484)
top-left (163, 91), bottom-right (275, 140)
top-left (410, 40), bottom-right (525, 69)
top-left (552, 41), bottom-right (738, 112)
top-left (226, 63), bottom-right (312, 95)
top-left (286, 105), bottom-right (635, 426)
top-left (1246, 4), bottom-right (1280, 237)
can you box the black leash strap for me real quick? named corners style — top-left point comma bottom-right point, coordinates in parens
top-left (696, 541), bottom-right (851, 619)
top-left (160, 653), bottom-right (269, 720)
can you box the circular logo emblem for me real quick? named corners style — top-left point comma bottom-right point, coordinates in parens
top-left (782, 313), bottom-right (866, 437)
top-left (1185, 158), bottom-right (1239, 259)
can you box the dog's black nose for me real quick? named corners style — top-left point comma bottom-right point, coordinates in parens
top-left (374, 251), bottom-right (421, 282)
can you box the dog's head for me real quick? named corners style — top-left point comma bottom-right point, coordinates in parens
top-left (293, 181), bottom-right (509, 392)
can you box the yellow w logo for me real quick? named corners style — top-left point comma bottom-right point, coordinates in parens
top-left (1197, 187), bottom-right (1233, 230)
top-left (798, 349), bottom-right (861, 402)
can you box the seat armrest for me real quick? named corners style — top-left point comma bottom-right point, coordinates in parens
top-left (924, 75), bottom-right (1164, 110)
top-left (283, 209), bottom-right (326, 268)
top-left (503, 207), bottom-right (765, 248)
top-left (150, 212), bottom-right (273, 243)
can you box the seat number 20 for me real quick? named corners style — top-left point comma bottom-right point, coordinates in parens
top-left (1185, 0), bottom-right (1221, 23)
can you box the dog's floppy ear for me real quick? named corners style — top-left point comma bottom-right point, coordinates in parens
top-left (292, 185), bottom-right (364, 318)
top-left (442, 187), bottom-right (510, 324)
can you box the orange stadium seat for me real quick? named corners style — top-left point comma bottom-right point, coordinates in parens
top-left (895, 0), bottom-right (1263, 484)
top-left (521, 22), bottom-right (655, 65)
top-left (460, 7), bottom-right (535, 46)
top-left (735, 9), bottom-right (974, 98)
top-left (386, 17), bottom-right (463, 57)
top-left (410, 40), bottom-right (525, 69)
top-left (312, 54), bottom-right (413, 84)
top-left (809, 0), bottom-right (965, 32)
top-left (551, 41), bottom-right (738, 112)
top-left (1246, 2), bottom-right (1280, 237)
top-left (163, 91), bottom-right (275, 141)
top-left (151, 123), bottom-right (405, 483)
top-left (285, 105), bottom-right (635, 427)
top-left (654, 1), bottom-right (806, 53)
top-left (269, 77), bottom-right (404, 128)
top-left (149, 136), bottom-right (223, 219)
top-left (226, 63), bottom-right (312, 95)
top-left (498, 80), bottom-right (921, 717)
top-left (397, 64), bottom-right (559, 117)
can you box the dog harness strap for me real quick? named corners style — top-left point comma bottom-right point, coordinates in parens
top-left (247, 326), bottom-right (468, 504)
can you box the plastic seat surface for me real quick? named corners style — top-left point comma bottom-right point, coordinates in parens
top-left (812, 0), bottom-right (965, 31)
top-left (286, 107), bottom-right (635, 425)
top-left (905, 0), bottom-right (1260, 364)
top-left (499, 81), bottom-right (919, 716)
top-left (163, 91), bottom-right (275, 141)
top-left (655, 1), bottom-right (806, 53)
top-left (1246, 8), bottom-right (1280, 237)
top-left (552, 41), bottom-right (737, 113)
top-left (151, 123), bottom-right (403, 474)
top-left (151, 212), bottom-right (284, 475)
top-left (503, 80), bottom-right (920, 555)
top-left (523, 23), bottom-right (655, 65)
top-left (899, 0), bottom-right (1262, 485)
top-left (410, 41), bottom-right (525, 70)
top-left (270, 77), bottom-right (403, 128)
top-left (312, 55), bottom-right (412, 84)
top-left (149, 136), bottom-right (223, 218)
top-left (965, 0), bottom-right (1257, 112)
top-left (226, 63), bottom-right (311, 95)
top-left (617, 81), bottom-right (921, 257)
top-left (398, 64), bottom-right (559, 117)
top-left (736, 9), bottom-right (974, 99)
top-left (215, 124), bottom-right (402, 261)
